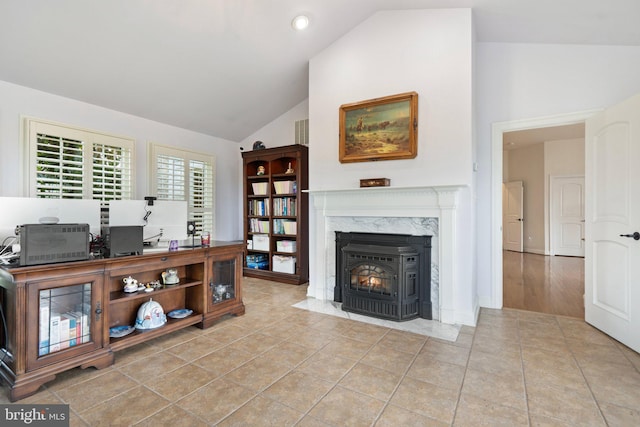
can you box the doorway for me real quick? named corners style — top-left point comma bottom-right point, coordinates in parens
top-left (491, 110), bottom-right (598, 315)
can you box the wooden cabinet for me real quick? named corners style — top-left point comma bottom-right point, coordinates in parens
top-left (0, 242), bottom-right (244, 401)
top-left (0, 263), bottom-right (112, 402)
top-left (242, 145), bottom-right (308, 284)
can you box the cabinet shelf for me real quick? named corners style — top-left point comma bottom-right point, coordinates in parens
top-left (109, 314), bottom-right (203, 351)
top-left (242, 145), bottom-right (308, 285)
top-left (109, 279), bottom-right (203, 303)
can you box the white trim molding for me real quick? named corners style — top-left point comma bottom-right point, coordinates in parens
top-left (305, 185), bottom-right (473, 325)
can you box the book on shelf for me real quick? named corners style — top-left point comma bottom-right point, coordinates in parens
top-left (249, 218), bottom-right (270, 233)
top-left (49, 315), bottom-right (61, 353)
top-left (273, 197), bottom-right (296, 216)
top-left (39, 298), bottom-right (50, 356)
top-left (273, 219), bottom-right (297, 235)
top-left (248, 199), bottom-right (269, 216)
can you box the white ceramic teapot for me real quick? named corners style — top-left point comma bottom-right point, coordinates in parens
top-left (122, 276), bottom-right (138, 293)
top-left (162, 268), bottom-right (179, 285)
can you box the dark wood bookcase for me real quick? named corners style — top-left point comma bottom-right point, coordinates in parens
top-left (242, 145), bottom-right (308, 285)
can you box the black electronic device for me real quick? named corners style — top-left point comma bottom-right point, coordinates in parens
top-left (107, 226), bottom-right (143, 257)
top-left (18, 223), bottom-right (90, 266)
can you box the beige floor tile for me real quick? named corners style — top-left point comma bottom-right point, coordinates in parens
top-left (80, 385), bottom-right (170, 426)
top-left (461, 368), bottom-right (526, 412)
top-left (222, 353), bottom-right (292, 391)
top-left (192, 344), bottom-right (255, 375)
top-left (260, 340), bottom-right (317, 367)
top-left (145, 327), bottom-right (200, 349)
top-left (376, 403), bottom-right (448, 426)
top-left (165, 334), bottom-right (223, 361)
top-left (226, 331), bottom-right (284, 355)
top-left (406, 354), bottom-right (465, 390)
top-left (599, 402), bottom-right (640, 427)
top-left (420, 339), bottom-right (470, 367)
top-left (262, 371), bottom-right (333, 413)
top-left (133, 404), bottom-right (208, 427)
top-left (309, 385), bottom-right (386, 427)
top-left (339, 362), bottom-right (402, 401)
top-left (360, 343), bottom-right (416, 373)
top-left (468, 348), bottom-right (522, 375)
top-left (118, 351), bottom-right (187, 382)
top-left (557, 317), bottom-right (617, 346)
top-left (176, 378), bottom-right (256, 424)
top-left (144, 363), bottom-right (216, 401)
top-left (295, 415), bottom-right (335, 426)
top-left (526, 380), bottom-right (605, 426)
top-left (376, 329), bottom-right (428, 354)
top-left (41, 365), bottom-right (116, 393)
top-left (320, 336), bottom-right (373, 360)
top-left (579, 361), bottom-right (640, 410)
top-left (338, 322), bottom-right (389, 344)
top-left (285, 329), bottom-right (336, 350)
top-left (56, 369), bottom-right (138, 413)
top-left (471, 334), bottom-right (521, 357)
top-left (217, 394), bottom-right (304, 426)
top-left (390, 376), bottom-right (459, 423)
top-left (566, 338), bottom-right (632, 367)
top-left (295, 352), bottom-right (357, 382)
top-left (529, 413), bottom-right (586, 426)
top-left (453, 392), bottom-right (529, 426)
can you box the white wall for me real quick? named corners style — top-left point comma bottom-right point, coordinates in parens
top-left (476, 43), bottom-right (640, 306)
top-left (308, 9), bottom-right (478, 323)
top-left (309, 9), bottom-right (474, 190)
top-left (240, 99), bottom-right (308, 150)
top-left (0, 80), bottom-right (242, 241)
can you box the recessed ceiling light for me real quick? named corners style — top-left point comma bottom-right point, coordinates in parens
top-left (291, 15), bottom-right (309, 31)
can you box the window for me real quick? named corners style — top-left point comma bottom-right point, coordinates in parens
top-left (24, 118), bottom-right (134, 203)
top-left (149, 143), bottom-right (215, 236)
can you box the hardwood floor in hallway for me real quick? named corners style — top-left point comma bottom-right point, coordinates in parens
top-left (503, 250), bottom-right (585, 319)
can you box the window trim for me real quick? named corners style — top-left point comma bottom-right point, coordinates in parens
top-left (148, 142), bottom-right (216, 237)
top-left (21, 116), bottom-right (136, 199)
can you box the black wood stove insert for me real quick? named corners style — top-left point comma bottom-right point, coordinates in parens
top-left (335, 232), bottom-right (432, 321)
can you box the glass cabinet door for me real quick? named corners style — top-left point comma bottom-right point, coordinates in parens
top-left (209, 258), bottom-right (236, 306)
top-left (38, 283), bottom-right (92, 356)
top-left (27, 273), bottom-right (103, 371)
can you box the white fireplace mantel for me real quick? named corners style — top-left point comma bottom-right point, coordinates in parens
top-left (305, 185), bottom-right (477, 326)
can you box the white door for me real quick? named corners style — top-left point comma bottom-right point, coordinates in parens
top-left (550, 176), bottom-right (585, 257)
top-left (585, 93), bottom-right (640, 352)
top-left (503, 181), bottom-right (524, 252)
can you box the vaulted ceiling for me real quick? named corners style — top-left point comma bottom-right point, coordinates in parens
top-left (1, 0), bottom-right (639, 142)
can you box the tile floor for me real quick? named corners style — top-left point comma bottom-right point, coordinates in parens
top-left (2, 277), bottom-right (640, 426)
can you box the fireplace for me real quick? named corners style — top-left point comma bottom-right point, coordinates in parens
top-left (335, 232), bottom-right (432, 321)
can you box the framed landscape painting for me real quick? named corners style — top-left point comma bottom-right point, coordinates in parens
top-left (339, 91), bottom-right (418, 163)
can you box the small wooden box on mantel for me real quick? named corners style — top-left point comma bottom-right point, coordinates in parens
top-left (359, 178), bottom-right (390, 188)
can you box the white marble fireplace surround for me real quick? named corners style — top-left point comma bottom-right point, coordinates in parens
top-left (305, 185), bottom-right (473, 327)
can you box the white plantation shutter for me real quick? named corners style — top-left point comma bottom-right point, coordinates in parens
top-left (25, 118), bottom-right (135, 221)
top-left (150, 143), bottom-right (215, 235)
top-left (189, 158), bottom-right (214, 233)
top-left (35, 133), bottom-right (85, 198)
top-left (92, 142), bottom-right (133, 202)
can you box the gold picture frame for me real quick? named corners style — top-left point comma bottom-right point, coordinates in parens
top-left (339, 91), bottom-right (418, 163)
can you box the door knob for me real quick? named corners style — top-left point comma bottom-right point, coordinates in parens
top-left (619, 232), bottom-right (640, 240)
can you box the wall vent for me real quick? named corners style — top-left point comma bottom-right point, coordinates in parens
top-left (295, 119), bottom-right (309, 146)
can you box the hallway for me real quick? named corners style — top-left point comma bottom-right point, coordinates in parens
top-left (503, 251), bottom-right (585, 318)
